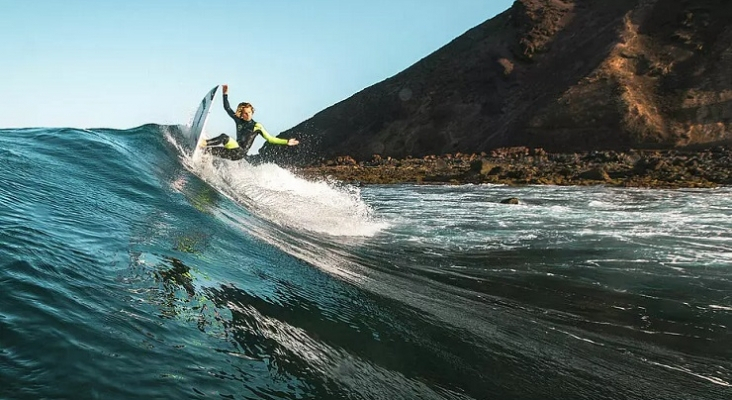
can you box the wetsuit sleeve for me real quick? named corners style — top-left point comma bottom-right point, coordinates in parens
top-left (223, 94), bottom-right (237, 120)
top-left (254, 123), bottom-right (288, 145)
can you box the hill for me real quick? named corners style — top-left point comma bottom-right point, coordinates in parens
top-left (262, 0), bottom-right (732, 165)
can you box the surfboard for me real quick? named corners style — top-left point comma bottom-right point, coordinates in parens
top-left (186, 85), bottom-right (220, 156)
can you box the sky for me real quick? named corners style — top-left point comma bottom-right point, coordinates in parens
top-left (0, 0), bottom-right (513, 152)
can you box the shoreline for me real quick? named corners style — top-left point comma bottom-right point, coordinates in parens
top-left (292, 146), bottom-right (732, 189)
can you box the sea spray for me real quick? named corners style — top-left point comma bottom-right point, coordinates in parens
top-left (180, 145), bottom-right (388, 237)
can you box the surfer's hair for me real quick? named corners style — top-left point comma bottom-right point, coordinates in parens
top-left (236, 102), bottom-right (254, 113)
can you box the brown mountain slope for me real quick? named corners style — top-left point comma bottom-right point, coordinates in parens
top-left (262, 0), bottom-right (732, 165)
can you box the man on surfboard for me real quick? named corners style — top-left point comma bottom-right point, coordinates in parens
top-left (199, 84), bottom-right (299, 160)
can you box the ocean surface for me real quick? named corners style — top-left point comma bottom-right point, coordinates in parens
top-left (0, 124), bottom-right (731, 400)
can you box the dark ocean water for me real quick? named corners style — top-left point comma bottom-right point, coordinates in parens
top-left (0, 124), bottom-right (730, 400)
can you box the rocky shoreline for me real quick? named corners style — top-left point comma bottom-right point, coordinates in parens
top-left (293, 146), bottom-right (732, 188)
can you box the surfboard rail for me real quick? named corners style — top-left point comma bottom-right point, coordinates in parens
top-left (186, 85), bottom-right (220, 154)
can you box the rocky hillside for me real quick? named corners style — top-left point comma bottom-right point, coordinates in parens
top-left (262, 0), bottom-right (732, 165)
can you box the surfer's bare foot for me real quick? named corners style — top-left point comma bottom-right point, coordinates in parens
top-left (198, 138), bottom-right (207, 148)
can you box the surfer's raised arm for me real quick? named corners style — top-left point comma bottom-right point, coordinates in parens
top-left (221, 84), bottom-right (237, 120)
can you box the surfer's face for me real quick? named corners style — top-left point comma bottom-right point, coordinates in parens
top-left (237, 106), bottom-right (254, 121)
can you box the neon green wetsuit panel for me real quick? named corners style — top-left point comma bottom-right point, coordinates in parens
top-left (255, 123), bottom-right (288, 145)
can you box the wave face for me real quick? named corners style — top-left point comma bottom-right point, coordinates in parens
top-left (1, 124), bottom-right (731, 399)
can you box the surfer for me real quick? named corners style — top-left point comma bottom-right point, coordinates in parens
top-left (199, 84), bottom-right (299, 160)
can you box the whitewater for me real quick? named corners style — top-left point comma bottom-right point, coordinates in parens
top-left (0, 124), bottom-right (730, 399)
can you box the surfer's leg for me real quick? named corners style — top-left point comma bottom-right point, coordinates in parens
top-left (218, 148), bottom-right (246, 160)
top-left (208, 145), bottom-right (245, 160)
top-left (203, 134), bottom-right (231, 147)
top-left (209, 147), bottom-right (225, 157)
top-left (228, 148), bottom-right (246, 161)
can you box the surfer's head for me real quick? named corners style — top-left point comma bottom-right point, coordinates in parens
top-left (236, 102), bottom-right (254, 121)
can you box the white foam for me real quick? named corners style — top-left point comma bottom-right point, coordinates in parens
top-left (182, 150), bottom-right (388, 237)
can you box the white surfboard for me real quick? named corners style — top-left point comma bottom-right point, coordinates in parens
top-left (186, 85), bottom-right (220, 157)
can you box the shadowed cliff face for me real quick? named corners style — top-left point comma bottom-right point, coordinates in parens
top-left (262, 0), bottom-right (732, 165)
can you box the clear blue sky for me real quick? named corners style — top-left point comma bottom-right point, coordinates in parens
top-left (1, 0), bottom-right (513, 150)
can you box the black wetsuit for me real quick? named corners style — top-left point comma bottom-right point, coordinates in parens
top-left (205, 94), bottom-right (286, 161)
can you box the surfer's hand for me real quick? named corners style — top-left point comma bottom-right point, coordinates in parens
top-left (222, 84), bottom-right (228, 94)
top-left (287, 138), bottom-right (299, 146)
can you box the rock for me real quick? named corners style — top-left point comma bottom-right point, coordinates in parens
top-left (435, 159), bottom-right (450, 172)
top-left (469, 159), bottom-right (496, 175)
top-left (297, 147), bottom-right (730, 188)
top-left (578, 167), bottom-right (611, 181)
top-left (501, 198), bottom-right (520, 204)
